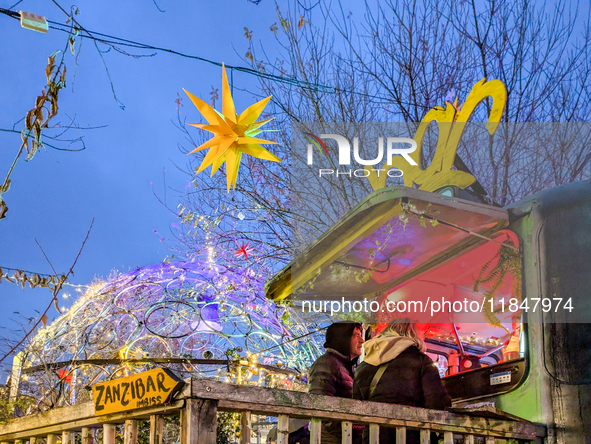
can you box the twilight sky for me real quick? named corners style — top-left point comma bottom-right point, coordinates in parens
top-left (0, 0), bottom-right (281, 368)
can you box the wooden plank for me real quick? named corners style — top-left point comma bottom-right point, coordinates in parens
top-left (124, 420), bottom-right (138, 444)
top-left (61, 431), bottom-right (75, 444)
top-left (103, 425), bottom-right (115, 444)
top-left (0, 377), bottom-right (548, 443)
top-left (276, 415), bottom-right (289, 444)
top-left (11, 404), bottom-right (93, 433)
top-left (464, 435), bottom-right (475, 444)
top-left (29, 438), bottom-right (37, 444)
top-left (180, 399), bottom-right (217, 444)
top-left (443, 431), bottom-right (453, 444)
top-left (419, 429), bottom-right (430, 444)
top-left (309, 418), bottom-right (321, 444)
top-left (485, 438), bottom-right (495, 444)
top-left (15, 440), bottom-right (23, 444)
top-left (47, 435), bottom-right (58, 444)
top-left (341, 421), bottom-right (352, 444)
top-left (239, 411), bottom-right (251, 444)
top-left (0, 400), bottom-right (184, 439)
top-left (190, 379), bottom-right (545, 439)
top-left (448, 407), bottom-right (526, 422)
top-left (216, 398), bottom-right (540, 441)
top-left (150, 416), bottom-right (163, 444)
top-left (0, 401), bottom-right (184, 441)
top-left (81, 428), bottom-right (92, 444)
top-left (396, 427), bottom-right (406, 444)
top-left (369, 424), bottom-right (379, 444)
top-left (0, 379), bottom-right (546, 441)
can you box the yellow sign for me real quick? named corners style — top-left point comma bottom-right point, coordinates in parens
top-left (93, 368), bottom-right (184, 415)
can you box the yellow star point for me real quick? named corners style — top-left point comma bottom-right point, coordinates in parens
top-left (184, 64), bottom-right (280, 191)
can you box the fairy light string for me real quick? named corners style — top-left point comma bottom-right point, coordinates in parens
top-left (21, 259), bottom-right (327, 410)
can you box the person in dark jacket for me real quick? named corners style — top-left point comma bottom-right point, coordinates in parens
top-left (353, 319), bottom-right (451, 444)
top-left (308, 322), bottom-right (364, 444)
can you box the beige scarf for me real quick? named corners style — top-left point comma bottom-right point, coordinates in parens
top-left (363, 332), bottom-right (422, 366)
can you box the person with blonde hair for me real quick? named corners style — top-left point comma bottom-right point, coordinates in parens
top-left (353, 319), bottom-right (451, 444)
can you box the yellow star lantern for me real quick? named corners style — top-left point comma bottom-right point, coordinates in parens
top-left (184, 64), bottom-right (280, 191)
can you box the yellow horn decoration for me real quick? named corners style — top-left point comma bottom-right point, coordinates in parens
top-left (366, 78), bottom-right (507, 192)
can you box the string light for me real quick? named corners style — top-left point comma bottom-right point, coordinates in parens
top-left (21, 258), bottom-right (326, 408)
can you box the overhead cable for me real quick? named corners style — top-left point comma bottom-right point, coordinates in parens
top-left (0, 6), bottom-right (432, 109)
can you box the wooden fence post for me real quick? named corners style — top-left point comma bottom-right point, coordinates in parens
top-left (81, 428), bottom-right (92, 444)
top-left (420, 429), bottom-right (430, 444)
top-left (342, 421), bottom-right (352, 444)
top-left (124, 420), bottom-right (138, 444)
top-left (369, 424), bottom-right (379, 444)
top-left (103, 424), bottom-right (116, 444)
top-left (464, 435), bottom-right (475, 444)
top-left (277, 415), bottom-right (290, 444)
top-left (309, 418), bottom-right (321, 444)
top-left (62, 431), bottom-right (75, 444)
top-left (396, 427), bottom-right (406, 444)
top-left (150, 415), bottom-right (164, 444)
top-left (47, 434), bottom-right (58, 444)
top-left (240, 411), bottom-right (251, 444)
top-left (180, 399), bottom-right (218, 444)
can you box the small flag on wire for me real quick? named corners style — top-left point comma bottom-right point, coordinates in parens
top-left (20, 11), bottom-right (48, 33)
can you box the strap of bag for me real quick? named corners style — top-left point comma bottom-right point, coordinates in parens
top-left (368, 363), bottom-right (388, 398)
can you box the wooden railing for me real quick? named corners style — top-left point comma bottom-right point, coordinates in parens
top-left (0, 378), bottom-right (546, 444)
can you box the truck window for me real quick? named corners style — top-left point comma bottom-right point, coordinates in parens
top-left (375, 230), bottom-right (524, 401)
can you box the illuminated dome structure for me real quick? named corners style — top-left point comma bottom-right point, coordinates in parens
top-left (20, 260), bottom-right (326, 410)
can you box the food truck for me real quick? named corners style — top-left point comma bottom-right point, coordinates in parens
top-left (265, 78), bottom-right (591, 442)
top-left (265, 179), bottom-right (591, 442)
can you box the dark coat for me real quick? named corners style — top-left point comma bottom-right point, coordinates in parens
top-left (353, 346), bottom-right (451, 408)
top-left (309, 349), bottom-right (361, 444)
top-left (309, 349), bottom-right (356, 398)
top-left (353, 346), bottom-right (451, 444)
